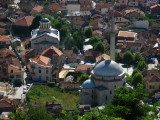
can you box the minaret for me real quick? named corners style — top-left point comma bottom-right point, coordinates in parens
top-left (110, 13), bottom-right (116, 61)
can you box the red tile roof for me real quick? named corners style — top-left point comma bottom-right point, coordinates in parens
top-left (76, 64), bottom-right (91, 71)
top-left (32, 5), bottom-right (43, 13)
top-left (26, 38), bottom-right (31, 46)
top-left (0, 48), bottom-right (17, 58)
top-left (8, 64), bottom-right (24, 73)
top-left (14, 16), bottom-right (34, 27)
top-left (49, 4), bottom-right (66, 11)
top-left (96, 3), bottom-right (113, 9)
top-left (20, 49), bottom-right (34, 57)
top-left (31, 55), bottom-right (52, 67)
top-left (41, 46), bottom-right (63, 57)
top-left (0, 35), bottom-right (11, 42)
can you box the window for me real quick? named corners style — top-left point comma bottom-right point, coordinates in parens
top-left (46, 70), bottom-right (48, 74)
top-left (39, 70), bottom-right (41, 73)
top-left (11, 70), bottom-right (13, 73)
top-left (39, 76), bottom-right (41, 80)
top-left (10, 75), bottom-right (14, 78)
top-left (110, 91), bottom-right (112, 94)
top-left (46, 77), bottom-right (49, 81)
top-left (106, 96), bottom-right (107, 100)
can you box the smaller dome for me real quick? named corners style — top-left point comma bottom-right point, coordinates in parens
top-left (40, 18), bottom-right (50, 23)
top-left (81, 79), bottom-right (95, 89)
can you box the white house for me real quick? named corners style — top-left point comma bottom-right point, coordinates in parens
top-left (29, 55), bottom-right (53, 82)
top-left (31, 18), bottom-right (60, 53)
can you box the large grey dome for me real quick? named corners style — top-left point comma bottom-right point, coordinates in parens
top-left (93, 60), bottom-right (124, 77)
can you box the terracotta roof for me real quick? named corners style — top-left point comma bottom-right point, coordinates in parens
top-left (127, 42), bottom-right (142, 48)
top-left (73, 20), bottom-right (85, 26)
top-left (0, 99), bottom-right (12, 109)
top-left (0, 48), bottom-right (17, 58)
top-left (8, 64), bottom-right (24, 74)
top-left (0, 22), bottom-right (6, 27)
top-left (32, 5), bottom-right (43, 13)
top-left (124, 9), bottom-right (145, 16)
top-left (96, 54), bottom-right (110, 62)
top-left (118, 31), bottom-right (137, 38)
top-left (93, 30), bottom-right (102, 36)
top-left (84, 50), bottom-right (102, 57)
top-left (20, 49), bottom-right (34, 57)
top-left (41, 46), bottom-right (63, 57)
top-left (14, 16), bottom-right (34, 27)
top-left (31, 55), bottom-right (52, 67)
top-left (0, 35), bottom-right (11, 42)
top-left (115, 17), bottom-right (130, 23)
top-left (141, 69), bottom-right (159, 77)
top-left (49, 4), bottom-right (66, 11)
top-left (91, 14), bottom-right (102, 19)
top-left (26, 38), bottom-right (31, 46)
top-left (96, 3), bottom-right (113, 9)
top-left (76, 64), bottom-right (91, 71)
top-left (89, 19), bottom-right (103, 28)
top-left (145, 74), bottom-right (160, 82)
top-left (150, 4), bottom-right (160, 9)
top-left (60, 83), bottom-right (80, 89)
top-left (64, 50), bottom-right (77, 58)
top-left (108, 10), bottom-right (122, 17)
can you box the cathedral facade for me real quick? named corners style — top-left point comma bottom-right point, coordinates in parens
top-left (31, 18), bottom-right (60, 53)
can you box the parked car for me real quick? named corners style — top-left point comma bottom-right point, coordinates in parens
top-left (27, 84), bottom-right (31, 87)
top-left (23, 90), bottom-right (27, 94)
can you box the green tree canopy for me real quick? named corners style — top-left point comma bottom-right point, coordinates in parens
top-left (104, 84), bottom-right (150, 120)
top-left (115, 51), bottom-right (121, 62)
top-left (79, 74), bottom-right (89, 84)
top-left (89, 36), bottom-right (101, 45)
top-left (64, 32), bottom-right (72, 50)
top-left (137, 61), bottom-right (148, 71)
top-left (122, 51), bottom-right (133, 65)
top-left (30, 15), bottom-right (42, 31)
top-left (85, 27), bottom-right (93, 38)
top-left (93, 42), bottom-right (105, 53)
top-left (43, 1), bottom-right (50, 8)
top-left (73, 31), bottom-right (85, 50)
top-left (132, 72), bottom-right (143, 87)
top-left (134, 52), bottom-right (144, 64)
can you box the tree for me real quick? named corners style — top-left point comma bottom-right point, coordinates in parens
top-left (30, 15), bottom-right (42, 31)
top-left (137, 61), bottom-right (148, 71)
top-left (73, 46), bottom-right (79, 54)
top-left (131, 68), bottom-right (139, 77)
top-left (122, 51), bottom-right (133, 65)
top-left (134, 52), bottom-right (144, 64)
top-left (115, 51), bottom-right (121, 62)
top-left (93, 42), bottom-right (105, 53)
top-left (85, 27), bottom-right (93, 38)
top-left (64, 32), bottom-right (72, 50)
top-left (104, 85), bottom-right (150, 120)
top-left (89, 36), bottom-right (101, 45)
top-left (43, 1), bottom-right (50, 8)
top-left (132, 72), bottom-right (143, 87)
top-left (79, 74), bottom-right (89, 84)
top-left (73, 31), bottom-right (85, 50)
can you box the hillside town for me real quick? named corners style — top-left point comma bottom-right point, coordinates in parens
top-left (0, 0), bottom-right (159, 119)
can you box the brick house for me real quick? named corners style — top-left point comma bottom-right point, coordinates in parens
top-left (150, 4), bottom-right (160, 15)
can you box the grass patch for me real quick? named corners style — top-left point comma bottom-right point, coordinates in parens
top-left (27, 85), bottom-right (79, 110)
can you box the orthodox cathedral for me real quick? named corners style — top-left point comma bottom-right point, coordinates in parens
top-left (31, 18), bottom-right (60, 52)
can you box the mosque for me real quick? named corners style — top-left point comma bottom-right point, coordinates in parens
top-left (79, 16), bottom-right (126, 106)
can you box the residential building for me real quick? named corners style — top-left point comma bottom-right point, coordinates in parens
top-left (73, 19), bottom-right (85, 30)
top-left (75, 64), bottom-right (91, 74)
top-left (128, 0), bottom-right (139, 7)
top-left (150, 4), bottom-right (160, 15)
top-left (12, 16), bottom-right (34, 36)
top-left (142, 69), bottom-right (160, 92)
top-left (133, 20), bottom-right (149, 29)
top-left (20, 49), bottom-right (35, 64)
top-left (123, 9), bottom-right (145, 21)
top-left (118, 31), bottom-right (138, 41)
top-left (8, 64), bottom-right (24, 83)
top-left (0, 35), bottom-right (11, 48)
top-left (96, 3), bottom-right (113, 15)
top-left (31, 18), bottom-right (60, 53)
top-left (31, 5), bottom-right (44, 16)
top-left (29, 55), bottom-right (52, 82)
